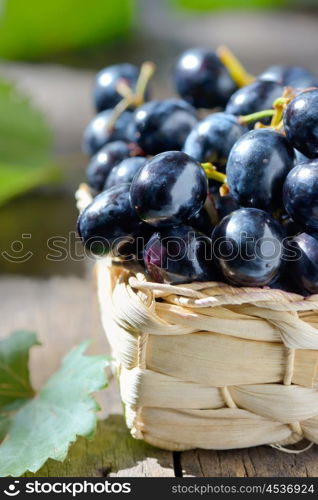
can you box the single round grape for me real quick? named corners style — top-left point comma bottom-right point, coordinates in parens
top-left (225, 80), bottom-right (283, 126)
top-left (134, 98), bottom-right (197, 155)
top-left (287, 232), bottom-right (318, 294)
top-left (226, 128), bottom-right (295, 212)
top-left (77, 184), bottom-right (145, 257)
top-left (283, 160), bottom-right (318, 230)
top-left (173, 48), bottom-right (237, 108)
top-left (183, 112), bottom-right (248, 167)
top-left (283, 89), bottom-right (318, 159)
top-left (130, 151), bottom-right (208, 227)
top-left (258, 65), bottom-right (318, 89)
top-left (212, 208), bottom-right (284, 287)
top-left (94, 64), bottom-right (140, 112)
top-left (104, 156), bottom-right (147, 189)
top-left (86, 141), bottom-right (131, 192)
top-left (83, 110), bottom-right (135, 156)
top-left (144, 225), bottom-right (217, 284)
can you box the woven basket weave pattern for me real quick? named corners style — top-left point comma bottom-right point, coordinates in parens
top-left (97, 261), bottom-right (318, 451)
top-left (76, 184), bottom-right (318, 452)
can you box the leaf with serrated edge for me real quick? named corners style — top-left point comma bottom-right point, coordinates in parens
top-left (0, 331), bottom-right (38, 412)
top-left (0, 341), bottom-right (108, 477)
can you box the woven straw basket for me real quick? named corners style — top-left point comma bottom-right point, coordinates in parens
top-left (77, 184), bottom-right (318, 452)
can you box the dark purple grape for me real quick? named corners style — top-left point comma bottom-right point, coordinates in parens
top-left (287, 232), bottom-right (318, 294)
top-left (258, 65), bottom-right (318, 89)
top-left (130, 151), bottom-right (208, 227)
top-left (86, 141), bottom-right (131, 192)
top-left (104, 156), bottom-right (147, 190)
top-left (226, 129), bottom-right (295, 212)
top-left (182, 112), bottom-right (247, 168)
top-left (144, 225), bottom-right (217, 284)
top-left (83, 110), bottom-right (135, 156)
top-left (212, 208), bottom-right (284, 287)
top-left (77, 184), bottom-right (145, 257)
top-left (134, 99), bottom-right (197, 155)
top-left (173, 48), bottom-right (237, 109)
top-left (225, 80), bottom-right (283, 127)
top-left (283, 160), bottom-right (318, 230)
top-left (94, 64), bottom-right (140, 112)
top-left (283, 89), bottom-right (318, 159)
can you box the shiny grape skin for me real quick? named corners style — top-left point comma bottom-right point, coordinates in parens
top-left (258, 65), bottom-right (318, 89)
top-left (212, 208), bottom-right (284, 287)
top-left (225, 80), bottom-right (283, 127)
top-left (182, 112), bottom-right (248, 168)
top-left (94, 64), bottom-right (140, 112)
top-left (283, 160), bottom-right (318, 230)
top-left (173, 48), bottom-right (237, 109)
top-left (226, 129), bottom-right (295, 212)
top-left (144, 225), bottom-right (217, 284)
top-left (134, 99), bottom-right (197, 155)
top-left (104, 156), bottom-right (147, 189)
top-left (283, 90), bottom-right (318, 159)
top-left (86, 141), bottom-right (131, 192)
top-left (130, 151), bottom-right (208, 227)
top-left (83, 110), bottom-right (135, 156)
top-left (77, 184), bottom-right (145, 257)
top-left (287, 232), bottom-right (318, 294)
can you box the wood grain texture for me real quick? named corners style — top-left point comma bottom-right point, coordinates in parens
top-left (181, 446), bottom-right (318, 477)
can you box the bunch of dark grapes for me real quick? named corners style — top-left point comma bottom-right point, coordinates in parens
top-left (77, 47), bottom-right (318, 295)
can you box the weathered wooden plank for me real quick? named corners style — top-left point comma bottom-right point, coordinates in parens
top-left (180, 445), bottom-right (318, 477)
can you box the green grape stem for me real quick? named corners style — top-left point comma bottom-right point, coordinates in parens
top-left (107, 61), bottom-right (156, 132)
top-left (201, 162), bottom-right (227, 184)
top-left (217, 45), bottom-right (255, 88)
top-left (239, 109), bottom-right (275, 125)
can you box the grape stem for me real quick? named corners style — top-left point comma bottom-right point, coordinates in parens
top-left (270, 96), bottom-right (290, 127)
top-left (239, 109), bottom-right (275, 125)
top-left (217, 46), bottom-right (255, 88)
top-left (106, 61), bottom-right (156, 132)
top-left (201, 162), bottom-right (227, 184)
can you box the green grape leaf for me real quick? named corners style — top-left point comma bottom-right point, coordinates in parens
top-left (0, 331), bottom-right (38, 412)
top-left (0, 341), bottom-right (108, 477)
top-left (0, 79), bottom-right (60, 206)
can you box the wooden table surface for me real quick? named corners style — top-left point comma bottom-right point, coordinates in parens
top-left (2, 275), bottom-right (318, 477)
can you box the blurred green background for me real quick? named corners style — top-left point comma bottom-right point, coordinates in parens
top-left (0, 0), bottom-right (318, 276)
